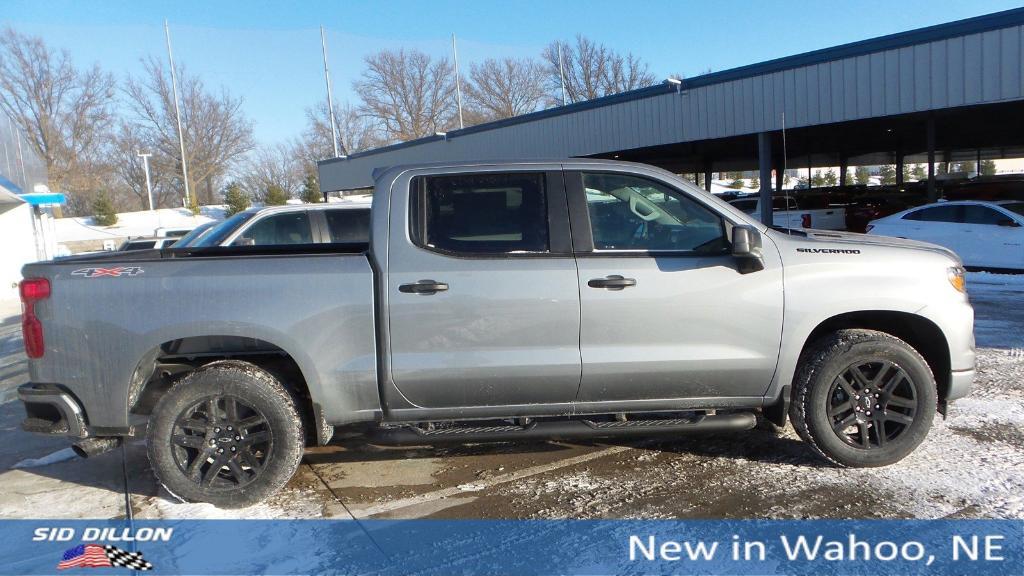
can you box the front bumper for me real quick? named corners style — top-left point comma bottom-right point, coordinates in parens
top-left (17, 383), bottom-right (87, 438)
top-left (947, 368), bottom-right (976, 402)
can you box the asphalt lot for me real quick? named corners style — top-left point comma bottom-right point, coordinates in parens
top-left (0, 275), bottom-right (1022, 520)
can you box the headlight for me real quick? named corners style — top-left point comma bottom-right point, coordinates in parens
top-left (948, 266), bottom-right (966, 294)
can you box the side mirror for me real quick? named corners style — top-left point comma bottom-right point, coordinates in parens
top-left (997, 218), bottom-right (1020, 228)
top-left (732, 225), bottom-right (764, 273)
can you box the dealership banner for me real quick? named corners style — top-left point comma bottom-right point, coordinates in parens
top-left (1, 519), bottom-right (1020, 574)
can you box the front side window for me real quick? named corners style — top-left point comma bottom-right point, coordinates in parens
top-left (413, 172), bottom-right (549, 254)
top-left (582, 173), bottom-right (727, 253)
top-left (903, 205), bottom-right (960, 223)
top-left (233, 212), bottom-right (313, 246)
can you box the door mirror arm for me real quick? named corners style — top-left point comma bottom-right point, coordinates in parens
top-left (731, 225), bottom-right (764, 274)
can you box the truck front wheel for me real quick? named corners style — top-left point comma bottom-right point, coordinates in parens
top-left (147, 361), bottom-right (304, 508)
top-left (790, 329), bottom-right (936, 467)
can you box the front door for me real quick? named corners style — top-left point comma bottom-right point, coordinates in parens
top-left (385, 169), bottom-right (582, 409)
top-left (569, 170), bottom-right (784, 403)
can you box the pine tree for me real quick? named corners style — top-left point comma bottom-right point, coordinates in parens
top-left (91, 192), bottom-right (118, 226)
top-left (854, 166), bottom-right (871, 185)
top-left (879, 164), bottom-right (897, 185)
top-left (811, 169), bottom-right (825, 188)
top-left (823, 168), bottom-right (837, 187)
top-left (980, 159), bottom-right (997, 176)
top-left (301, 173), bottom-right (321, 204)
top-left (728, 178), bottom-right (745, 189)
top-left (264, 184), bottom-right (289, 206)
top-left (751, 175), bottom-right (760, 189)
top-left (901, 163), bottom-right (911, 183)
top-left (958, 160), bottom-right (976, 175)
top-left (223, 182), bottom-right (250, 216)
top-left (911, 164), bottom-right (927, 181)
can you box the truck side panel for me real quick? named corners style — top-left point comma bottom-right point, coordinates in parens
top-left (23, 253), bottom-right (378, 429)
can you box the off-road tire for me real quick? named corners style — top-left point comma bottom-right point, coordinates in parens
top-left (790, 329), bottom-right (936, 467)
top-left (148, 361), bottom-right (304, 508)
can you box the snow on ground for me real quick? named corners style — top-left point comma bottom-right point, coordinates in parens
top-left (12, 447), bottom-right (77, 469)
top-left (55, 205), bottom-right (227, 243)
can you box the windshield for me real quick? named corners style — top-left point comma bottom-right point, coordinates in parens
top-left (192, 211), bottom-right (258, 247)
top-left (1000, 202), bottom-right (1024, 218)
top-left (172, 222), bottom-right (216, 247)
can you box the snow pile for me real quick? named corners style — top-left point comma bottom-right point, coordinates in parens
top-left (55, 205), bottom-right (227, 243)
top-left (11, 447), bottom-right (78, 469)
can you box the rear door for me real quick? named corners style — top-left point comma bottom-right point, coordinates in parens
top-left (959, 204), bottom-right (1024, 268)
top-left (568, 169), bottom-right (784, 403)
top-left (384, 168), bottom-right (582, 409)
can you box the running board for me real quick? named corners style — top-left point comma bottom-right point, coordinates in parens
top-left (370, 412), bottom-right (757, 445)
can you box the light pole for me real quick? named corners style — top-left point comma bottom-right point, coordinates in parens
top-left (165, 21), bottom-right (191, 208)
top-left (452, 33), bottom-right (464, 129)
top-left (137, 152), bottom-right (154, 211)
top-left (320, 26), bottom-right (341, 158)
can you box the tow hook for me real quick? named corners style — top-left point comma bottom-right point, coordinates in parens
top-left (72, 437), bottom-right (122, 458)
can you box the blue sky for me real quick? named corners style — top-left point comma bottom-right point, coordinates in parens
top-left (3, 0), bottom-right (1021, 145)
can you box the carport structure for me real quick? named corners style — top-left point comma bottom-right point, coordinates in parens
top-left (319, 8), bottom-right (1024, 223)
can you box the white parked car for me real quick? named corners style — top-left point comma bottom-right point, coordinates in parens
top-left (867, 200), bottom-right (1024, 270)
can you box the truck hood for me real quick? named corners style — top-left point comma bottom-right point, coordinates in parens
top-left (770, 228), bottom-right (962, 264)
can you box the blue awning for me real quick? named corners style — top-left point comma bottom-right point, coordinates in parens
top-left (19, 192), bottom-right (65, 206)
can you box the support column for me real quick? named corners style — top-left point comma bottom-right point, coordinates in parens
top-left (927, 116), bottom-right (937, 201)
top-left (758, 132), bottom-right (773, 225)
top-left (703, 164), bottom-right (712, 193)
top-left (896, 151), bottom-right (904, 186)
top-left (775, 164), bottom-right (783, 192)
top-left (839, 155), bottom-right (848, 187)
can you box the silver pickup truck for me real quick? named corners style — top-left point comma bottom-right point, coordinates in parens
top-left (17, 159), bottom-right (975, 508)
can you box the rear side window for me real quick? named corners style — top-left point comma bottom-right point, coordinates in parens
top-left (903, 205), bottom-right (961, 223)
top-left (731, 199), bottom-right (756, 213)
top-left (412, 173), bottom-right (549, 254)
top-left (123, 241), bottom-right (156, 250)
top-left (325, 209), bottom-right (371, 243)
top-left (234, 212), bottom-right (313, 246)
top-left (961, 205), bottom-right (1008, 225)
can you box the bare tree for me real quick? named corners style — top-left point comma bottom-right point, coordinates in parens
top-left (123, 57), bottom-right (254, 207)
top-left (464, 57), bottom-right (546, 121)
top-left (0, 27), bottom-right (115, 201)
top-left (542, 35), bottom-right (656, 104)
top-left (106, 122), bottom-right (179, 210)
top-left (354, 49), bottom-right (456, 142)
top-left (236, 143), bottom-right (303, 203)
top-left (295, 100), bottom-right (380, 174)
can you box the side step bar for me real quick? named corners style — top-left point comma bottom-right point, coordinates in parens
top-left (370, 412), bottom-right (756, 445)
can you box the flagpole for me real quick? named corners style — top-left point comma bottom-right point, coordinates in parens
top-left (165, 20), bottom-right (191, 208)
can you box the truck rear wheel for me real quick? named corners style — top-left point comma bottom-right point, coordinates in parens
top-left (147, 361), bottom-right (304, 508)
top-left (790, 329), bottom-right (936, 467)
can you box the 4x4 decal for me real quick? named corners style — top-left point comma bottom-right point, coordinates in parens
top-left (71, 266), bottom-right (145, 278)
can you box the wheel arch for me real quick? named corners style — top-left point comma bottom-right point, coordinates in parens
top-left (128, 333), bottom-right (331, 445)
top-left (798, 310), bottom-right (951, 407)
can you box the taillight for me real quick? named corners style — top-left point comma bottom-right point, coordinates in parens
top-left (801, 213), bottom-right (812, 228)
top-left (20, 278), bottom-right (49, 359)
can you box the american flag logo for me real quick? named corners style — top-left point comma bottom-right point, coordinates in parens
top-left (57, 544), bottom-right (153, 571)
top-left (71, 267), bottom-right (145, 278)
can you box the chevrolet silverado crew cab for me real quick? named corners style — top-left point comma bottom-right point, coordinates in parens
top-left (18, 160), bottom-right (975, 508)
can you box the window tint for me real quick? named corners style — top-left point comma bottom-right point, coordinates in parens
top-left (123, 240), bottom-right (156, 250)
top-left (962, 205), bottom-right (1008, 225)
top-left (325, 208), bottom-right (371, 243)
top-left (731, 199), bottom-right (757, 213)
top-left (235, 212), bottom-right (313, 246)
top-left (414, 173), bottom-right (548, 254)
top-left (903, 205), bottom-right (961, 223)
top-left (582, 173), bottom-right (727, 253)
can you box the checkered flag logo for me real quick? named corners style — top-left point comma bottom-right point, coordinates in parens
top-left (57, 544), bottom-right (154, 571)
top-left (104, 545), bottom-right (154, 571)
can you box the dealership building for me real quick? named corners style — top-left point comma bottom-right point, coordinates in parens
top-left (319, 7), bottom-right (1024, 220)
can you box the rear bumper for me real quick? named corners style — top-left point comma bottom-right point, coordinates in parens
top-left (947, 368), bottom-right (975, 402)
top-left (17, 383), bottom-right (87, 438)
